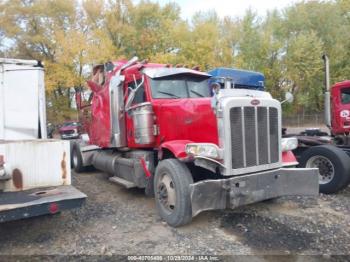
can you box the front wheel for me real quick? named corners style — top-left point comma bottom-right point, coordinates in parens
top-left (299, 145), bottom-right (350, 194)
top-left (154, 159), bottom-right (193, 227)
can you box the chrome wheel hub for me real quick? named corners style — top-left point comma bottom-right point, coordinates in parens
top-left (157, 173), bottom-right (176, 212)
top-left (306, 155), bottom-right (335, 185)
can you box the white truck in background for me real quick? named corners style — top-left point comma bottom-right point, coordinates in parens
top-left (0, 58), bottom-right (86, 223)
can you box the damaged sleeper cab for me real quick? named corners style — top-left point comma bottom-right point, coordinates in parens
top-left (73, 57), bottom-right (319, 227)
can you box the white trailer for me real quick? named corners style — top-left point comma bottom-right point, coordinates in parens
top-left (0, 58), bottom-right (86, 222)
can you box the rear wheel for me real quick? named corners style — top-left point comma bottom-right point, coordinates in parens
top-left (154, 159), bottom-right (193, 227)
top-left (299, 145), bottom-right (350, 194)
top-left (72, 143), bottom-right (84, 173)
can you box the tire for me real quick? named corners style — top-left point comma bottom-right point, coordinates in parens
top-left (72, 143), bottom-right (85, 173)
top-left (154, 159), bottom-right (193, 227)
top-left (299, 145), bottom-right (350, 194)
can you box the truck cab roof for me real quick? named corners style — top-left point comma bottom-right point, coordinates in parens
top-left (208, 67), bottom-right (265, 91)
top-left (332, 80), bottom-right (350, 90)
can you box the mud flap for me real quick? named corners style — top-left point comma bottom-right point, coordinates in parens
top-left (0, 185), bottom-right (86, 223)
top-left (190, 168), bottom-right (319, 217)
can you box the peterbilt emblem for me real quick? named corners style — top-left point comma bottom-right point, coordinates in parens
top-left (340, 110), bottom-right (350, 118)
top-left (251, 99), bottom-right (260, 106)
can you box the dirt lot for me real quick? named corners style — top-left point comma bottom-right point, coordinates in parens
top-left (0, 169), bottom-right (350, 257)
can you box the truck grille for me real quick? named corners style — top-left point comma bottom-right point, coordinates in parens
top-left (230, 106), bottom-right (279, 169)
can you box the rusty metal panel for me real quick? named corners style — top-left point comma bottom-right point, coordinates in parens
top-left (0, 140), bottom-right (71, 192)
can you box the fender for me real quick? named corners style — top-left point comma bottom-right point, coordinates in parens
top-left (159, 140), bottom-right (193, 160)
top-left (282, 150), bottom-right (298, 166)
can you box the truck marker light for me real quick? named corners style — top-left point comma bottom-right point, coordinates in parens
top-left (49, 203), bottom-right (59, 214)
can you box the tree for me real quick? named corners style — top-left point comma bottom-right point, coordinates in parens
top-left (0, 0), bottom-right (349, 119)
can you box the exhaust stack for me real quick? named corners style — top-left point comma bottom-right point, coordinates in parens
top-left (322, 54), bottom-right (331, 128)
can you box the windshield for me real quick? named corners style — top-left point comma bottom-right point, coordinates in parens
top-left (150, 75), bottom-right (210, 99)
top-left (341, 88), bottom-right (350, 104)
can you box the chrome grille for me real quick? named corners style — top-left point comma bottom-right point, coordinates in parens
top-left (230, 107), bottom-right (244, 168)
top-left (244, 107), bottom-right (257, 166)
top-left (269, 107), bottom-right (279, 163)
top-left (230, 106), bottom-right (279, 169)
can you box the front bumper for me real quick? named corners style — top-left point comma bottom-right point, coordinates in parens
top-left (61, 133), bottom-right (79, 139)
top-left (190, 167), bottom-right (319, 217)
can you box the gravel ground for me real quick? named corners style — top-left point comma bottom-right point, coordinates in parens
top-left (0, 169), bottom-right (349, 257)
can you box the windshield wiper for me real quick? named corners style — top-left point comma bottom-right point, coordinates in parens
top-left (190, 90), bottom-right (205, 97)
top-left (158, 91), bottom-right (180, 98)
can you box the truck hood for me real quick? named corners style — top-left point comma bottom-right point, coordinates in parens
top-left (152, 98), bottom-right (218, 145)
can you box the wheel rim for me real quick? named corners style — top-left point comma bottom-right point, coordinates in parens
top-left (157, 173), bottom-right (176, 212)
top-left (72, 150), bottom-right (78, 168)
top-left (306, 155), bottom-right (335, 185)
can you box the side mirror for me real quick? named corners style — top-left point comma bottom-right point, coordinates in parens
top-left (125, 75), bottom-right (145, 111)
top-left (282, 92), bottom-right (294, 104)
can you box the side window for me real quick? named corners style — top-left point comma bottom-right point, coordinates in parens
top-left (341, 88), bottom-right (350, 104)
top-left (128, 79), bottom-right (146, 105)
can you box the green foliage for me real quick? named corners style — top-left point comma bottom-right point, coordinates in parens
top-left (0, 0), bottom-right (349, 119)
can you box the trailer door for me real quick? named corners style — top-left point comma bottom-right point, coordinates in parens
top-left (0, 62), bottom-right (46, 140)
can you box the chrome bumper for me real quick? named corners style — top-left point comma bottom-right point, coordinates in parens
top-left (190, 168), bottom-right (319, 217)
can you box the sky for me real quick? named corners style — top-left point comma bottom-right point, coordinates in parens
top-left (136, 0), bottom-right (299, 19)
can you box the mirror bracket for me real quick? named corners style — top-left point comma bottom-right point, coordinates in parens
top-left (125, 74), bottom-right (145, 111)
top-left (281, 91), bottom-right (294, 104)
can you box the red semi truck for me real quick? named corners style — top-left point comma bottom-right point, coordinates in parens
top-left (286, 55), bottom-right (350, 194)
top-left (72, 57), bottom-right (318, 227)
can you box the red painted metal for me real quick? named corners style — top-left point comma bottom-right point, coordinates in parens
top-left (151, 98), bottom-right (218, 147)
top-left (331, 80), bottom-right (350, 135)
top-left (282, 151), bottom-right (297, 165)
top-left (84, 61), bottom-right (127, 148)
top-left (83, 61), bottom-right (218, 151)
top-left (159, 140), bottom-right (194, 159)
top-left (140, 157), bottom-right (152, 178)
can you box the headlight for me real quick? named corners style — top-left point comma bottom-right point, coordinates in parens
top-left (281, 137), bottom-right (298, 152)
top-left (185, 143), bottom-right (221, 159)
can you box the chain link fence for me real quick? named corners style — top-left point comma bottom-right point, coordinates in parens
top-left (282, 113), bottom-right (325, 128)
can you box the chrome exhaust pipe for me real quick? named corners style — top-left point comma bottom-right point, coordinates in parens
top-left (322, 54), bottom-right (331, 128)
